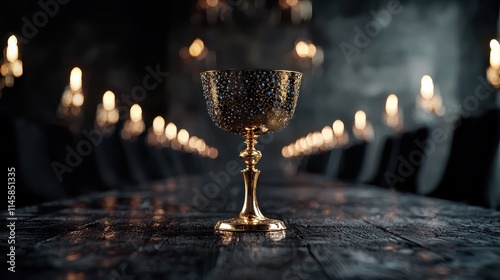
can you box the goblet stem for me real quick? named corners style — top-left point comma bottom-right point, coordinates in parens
top-left (214, 126), bottom-right (286, 231)
top-left (239, 127), bottom-right (264, 219)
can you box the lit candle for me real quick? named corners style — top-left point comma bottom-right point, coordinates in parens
top-left (299, 137), bottom-right (307, 152)
top-left (69, 67), bottom-right (82, 92)
top-left (333, 120), bottom-right (344, 137)
top-left (195, 138), bottom-right (206, 155)
top-left (321, 126), bottom-right (334, 147)
top-left (189, 38), bottom-right (205, 58)
top-left (307, 43), bottom-right (316, 58)
top-left (152, 116), bottom-right (165, 136)
top-left (6, 35), bottom-right (18, 63)
top-left (286, 145), bottom-right (294, 158)
top-left (96, 90), bottom-right (119, 129)
top-left (385, 94), bottom-right (398, 117)
top-left (281, 146), bottom-right (290, 158)
top-left (295, 41), bottom-right (309, 58)
top-left (208, 147), bottom-right (218, 159)
top-left (353, 110), bottom-right (374, 141)
top-left (130, 104), bottom-right (142, 122)
top-left (420, 75), bottom-right (434, 100)
top-left (177, 129), bottom-right (189, 145)
top-left (102, 91), bottom-right (115, 111)
top-left (490, 39), bottom-right (500, 69)
top-left (165, 122), bottom-right (177, 140)
top-left (354, 110), bottom-right (367, 130)
top-left (188, 136), bottom-right (199, 150)
top-left (384, 94), bottom-right (403, 130)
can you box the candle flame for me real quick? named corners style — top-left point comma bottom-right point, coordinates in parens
top-left (299, 138), bottom-right (307, 150)
top-left (102, 91), bottom-right (115, 111)
top-left (165, 122), bottom-right (177, 140)
top-left (130, 104), bottom-right (142, 122)
top-left (152, 116), bottom-right (165, 136)
top-left (177, 129), bottom-right (189, 145)
top-left (490, 39), bottom-right (500, 69)
top-left (208, 147), bottom-right (218, 159)
top-left (354, 110), bottom-right (366, 130)
top-left (385, 94), bottom-right (398, 117)
top-left (490, 39), bottom-right (499, 50)
top-left (333, 120), bottom-right (344, 136)
top-left (305, 133), bottom-right (314, 146)
top-left (282, 147), bottom-right (289, 158)
top-left (6, 35), bottom-right (18, 63)
top-left (195, 138), bottom-right (206, 153)
top-left (295, 41), bottom-right (309, 58)
top-left (420, 75), bottom-right (434, 99)
top-left (188, 136), bottom-right (199, 149)
top-left (69, 67), bottom-right (82, 92)
top-left (307, 43), bottom-right (317, 58)
top-left (189, 38), bottom-right (204, 57)
top-left (321, 126), bottom-right (333, 142)
top-left (312, 132), bottom-right (323, 146)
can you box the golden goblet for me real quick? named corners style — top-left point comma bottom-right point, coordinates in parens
top-left (200, 69), bottom-right (302, 231)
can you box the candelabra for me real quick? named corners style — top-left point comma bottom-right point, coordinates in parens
top-left (383, 94), bottom-right (404, 133)
top-left (416, 75), bottom-right (445, 117)
top-left (332, 119), bottom-right (349, 146)
top-left (57, 67), bottom-right (85, 119)
top-left (146, 116), bottom-right (167, 147)
top-left (352, 110), bottom-right (374, 142)
top-left (487, 39), bottom-right (500, 105)
top-left (95, 91), bottom-right (119, 135)
top-left (0, 35), bottom-right (23, 95)
top-left (121, 104), bottom-right (145, 140)
top-left (56, 67), bottom-right (86, 134)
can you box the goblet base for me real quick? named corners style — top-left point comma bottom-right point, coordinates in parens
top-left (215, 215), bottom-right (286, 232)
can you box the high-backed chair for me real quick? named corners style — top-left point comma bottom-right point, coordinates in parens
top-left (0, 116), bottom-right (69, 207)
top-left (365, 126), bottom-right (430, 193)
top-left (336, 141), bottom-right (368, 182)
top-left (428, 108), bottom-right (500, 208)
top-left (389, 126), bottom-right (429, 193)
top-left (300, 151), bottom-right (332, 175)
top-left (365, 135), bottom-right (398, 187)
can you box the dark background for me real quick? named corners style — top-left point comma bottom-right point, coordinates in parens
top-left (1, 0), bottom-right (500, 207)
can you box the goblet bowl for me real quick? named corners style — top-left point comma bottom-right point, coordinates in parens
top-left (200, 69), bottom-right (302, 136)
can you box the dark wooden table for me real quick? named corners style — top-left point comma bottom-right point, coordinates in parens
top-left (2, 174), bottom-right (500, 280)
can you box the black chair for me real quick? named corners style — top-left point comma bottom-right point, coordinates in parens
top-left (365, 126), bottom-right (429, 193)
top-left (336, 141), bottom-right (368, 182)
top-left (91, 126), bottom-right (134, 189)
top-left (300, 151), bottom-right (332, 175)
top-left (295, 154), bottom-right (310, 174)
top-left (0, 116), bottom-right (69, 207)
top-left (365, 135), bottom-right (398, 187)
top-left (45, 120), bottom-right (106, 196)
top-left (428, 108), bottom-right (500, 208)
top-left (390, 126), bottom-right (429, 193)
top-left (178, 150), bottom-right (204, 175)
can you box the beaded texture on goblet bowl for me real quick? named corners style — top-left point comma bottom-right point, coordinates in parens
top-left (200, 69), bottom-right (302, 232)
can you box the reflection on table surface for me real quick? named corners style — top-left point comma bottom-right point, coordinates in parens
top-left (2, 174), bottom-right (500, 280)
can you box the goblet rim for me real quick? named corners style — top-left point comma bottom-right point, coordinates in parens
top-left (200, 68), bottom-right (303, 75)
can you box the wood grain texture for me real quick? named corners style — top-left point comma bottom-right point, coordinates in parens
top-left (1, 174), bottom-right (499, 280)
